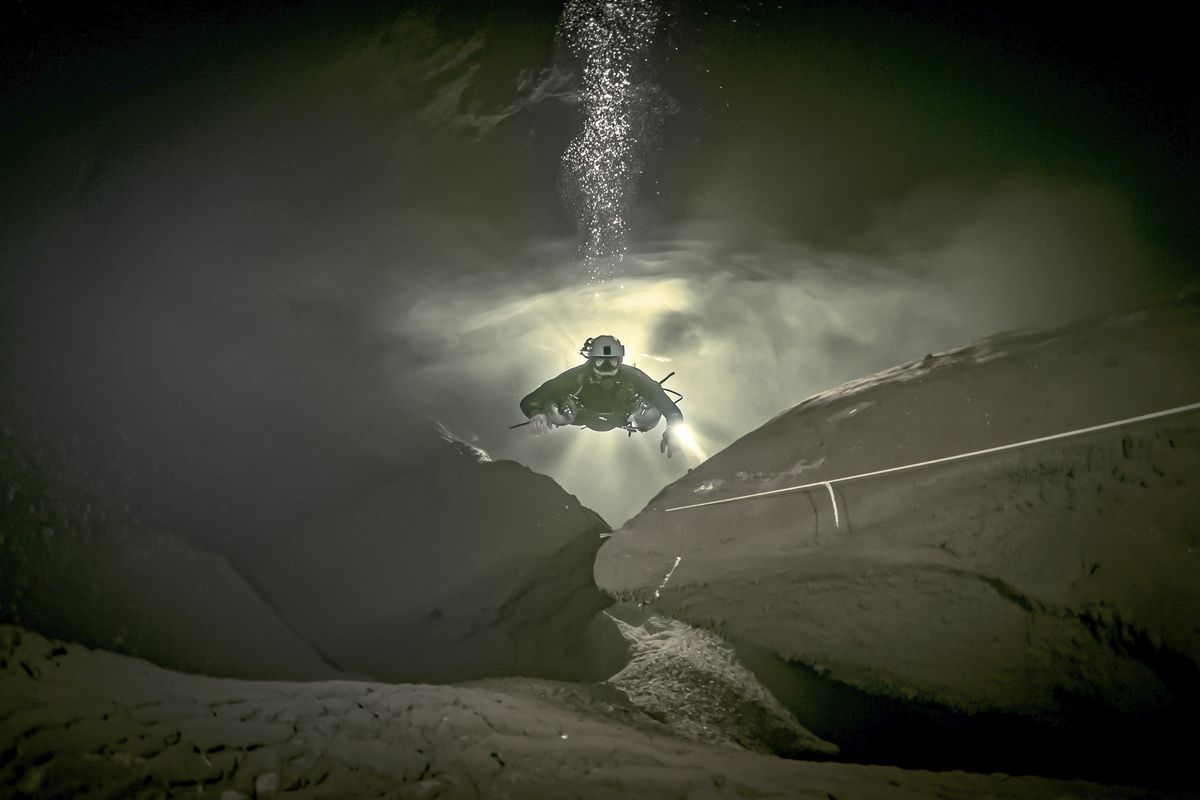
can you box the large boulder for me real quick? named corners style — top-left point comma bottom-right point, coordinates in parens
top-left (596, 297), bottom-right (1200, 741)
top-left (2, 422), bottom-right (622, 685)
top-left (243, 431), bottom-right (622, 683)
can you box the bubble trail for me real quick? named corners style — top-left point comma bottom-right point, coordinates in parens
top-left (559, 0), bottom-right (661, 284)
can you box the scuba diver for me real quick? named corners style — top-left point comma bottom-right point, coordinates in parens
top-left (519, 335), bottom-right (687, 458)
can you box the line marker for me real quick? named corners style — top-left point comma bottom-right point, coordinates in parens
top-left (823, 481), bottom-right (839, 528)
top-left (653, 555), bottom-right (682, 599)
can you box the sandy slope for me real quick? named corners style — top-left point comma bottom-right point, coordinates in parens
top-left (1, 625), bottom-right (1183, 800)
top-left (595, 295), bottom-right (1200, 772)
top-left (602, 610), bottom-right (839, 757)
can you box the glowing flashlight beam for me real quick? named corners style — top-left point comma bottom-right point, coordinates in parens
top-left (670, 423), bottom-right (708, 462)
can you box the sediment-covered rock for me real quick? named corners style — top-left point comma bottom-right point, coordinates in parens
top-left (2, 424), bottom-right (621, 685)
top-left (596, 297), bottom-right (1200, 750)
top-left (604, 609), bottom-right (839, 757)
top-left (244, 433), bottom-right (622, 683)
top-left (1, 625), bottom-right (1177, 800)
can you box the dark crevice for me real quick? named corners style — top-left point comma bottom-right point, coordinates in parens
top-left (976, 575), bottom-right (1038, 612)
top-left (733, 636), bottom-right (1196, 791)
top-left (1075, 605), bottom-right (1200, 709)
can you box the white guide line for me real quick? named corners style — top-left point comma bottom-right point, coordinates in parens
top-left (653, 555), bottom-right (682, 599)
top-left (665, 401), bottom-right (1200, 514)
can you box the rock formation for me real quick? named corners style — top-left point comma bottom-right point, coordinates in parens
top-left (241, 433), bottom-right (621, 683)
top-left (2, 625), bottom-right (1177, 799)
top-left (595, 296), bottom-right (1200, 782)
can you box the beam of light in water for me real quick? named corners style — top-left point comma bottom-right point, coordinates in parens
top-left (395, 272), bottom-right (726, 523)
top-left (559, 0), bottom-right (661, 284)
top-left (668, 422), bottom-right (708, 462)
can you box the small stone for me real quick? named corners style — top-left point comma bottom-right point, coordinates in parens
top-left (16, 765), bottom-right (45, 793)
top-left (111, 751), bottom-right (145, 767)
top-left (254, 771), bottom-right (280, 795)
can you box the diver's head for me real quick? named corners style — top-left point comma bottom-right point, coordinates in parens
top-left (584, 334), bottom-right (624, 376)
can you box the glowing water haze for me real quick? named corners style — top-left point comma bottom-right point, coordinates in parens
top-left (559, 0), bottom-right (661, 281)
top-left (395, 181), bottom-right (1146, 525)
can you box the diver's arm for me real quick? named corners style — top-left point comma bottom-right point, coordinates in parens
top-left (628, 367), bottom-right (684, 425)
top-left (626, 366), bottom-right (685, 457)
top-left (520, 365), bottom-right (587, 418)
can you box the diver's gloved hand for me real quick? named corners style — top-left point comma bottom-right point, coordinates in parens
top-left (660, 424), bottom-right (680, 458)
top-left (528, 413), bottom-right (552, 434)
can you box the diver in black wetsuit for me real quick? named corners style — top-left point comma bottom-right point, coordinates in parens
top-left (519, 335), bottom-right (686, 457)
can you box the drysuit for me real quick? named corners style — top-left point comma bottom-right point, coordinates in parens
top-left (520, 363), bottom-right (683, 432)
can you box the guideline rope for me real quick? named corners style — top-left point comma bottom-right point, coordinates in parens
top-left (665, 401), bottom-right (1200, 515)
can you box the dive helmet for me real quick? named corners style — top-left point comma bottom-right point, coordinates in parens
top-left (583, 335), bottom-right (624, 376)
